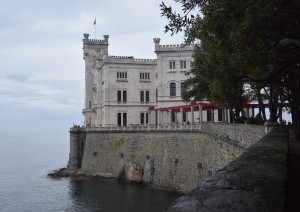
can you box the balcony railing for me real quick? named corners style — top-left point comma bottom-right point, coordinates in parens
top-left (70, 124), bottom-right (201, 132)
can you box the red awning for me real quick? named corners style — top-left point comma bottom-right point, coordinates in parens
top-left (149, 102), bottom-right (271, 112)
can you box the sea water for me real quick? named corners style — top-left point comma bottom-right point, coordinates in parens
top-left (0, 132), bottom-right (179, 212)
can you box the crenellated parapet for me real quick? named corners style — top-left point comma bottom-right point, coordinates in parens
top-left (103, 55), bottom-right (157, 65)
top-left (82, 34), bottom-right (109, 45)
top-left (83, 34), bottom-right (109, 59)
top-left (156, 44), bottom-right (195, 52)
top-left (154, 37), bottom-right (195, 52)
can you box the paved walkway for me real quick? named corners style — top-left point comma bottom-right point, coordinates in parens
top-left (286, 129), bottom-right (300, 211)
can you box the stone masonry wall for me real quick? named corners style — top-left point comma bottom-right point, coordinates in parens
top-left (200, 123), bottom-right (268, 148)
top-left (79, 131), bottom-right (245, 192)
top-left (68, 124), bottom-right (267, 193)
top-left (166, 127), bottom-right (288, 211)
top-left (68, 123), bottom-right (265, 192)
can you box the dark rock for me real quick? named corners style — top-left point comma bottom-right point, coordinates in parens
top-left (166, 127), bottom-right (288, 212)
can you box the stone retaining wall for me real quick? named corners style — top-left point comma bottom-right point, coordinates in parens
top-left (68, 124), bottom-right (268, 193)
top-left (166, 127), bottom-right (288, 211)
top-left (200, 123), bottom-right (269, 148)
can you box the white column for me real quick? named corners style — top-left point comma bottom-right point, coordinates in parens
top-left (169, 109), bottom-right (172, 125)
top-left (191, 105), bottom-right (194, 125)
top-left (225, 108), bottom-right (228, 123)
top-left (180, 108), bottom-right (184, 125)
top-left (157, 111), bottom-right (161, 126)
top-left (199, 105), bottom-right (203, 123)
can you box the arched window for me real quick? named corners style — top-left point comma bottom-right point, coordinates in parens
top-left (170, 83), bottom-right (176, 97)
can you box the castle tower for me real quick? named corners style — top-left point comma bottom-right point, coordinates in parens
top-left (82, 34), bottom-right (109, 127)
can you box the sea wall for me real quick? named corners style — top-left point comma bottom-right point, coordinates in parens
top-left (166, 127), bottom-right (288, 211)
top-left (68, 124), bottom-right (268, 193)
top-left (200, 122), bottom-right (270, 148)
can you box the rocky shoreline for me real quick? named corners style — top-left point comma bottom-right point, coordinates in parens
top-left (47, 166), bottom-right (143, 184)
top-left (48, 168), bottom-right (115, 180)
top-left (47, 167), bottom-right (182, 194)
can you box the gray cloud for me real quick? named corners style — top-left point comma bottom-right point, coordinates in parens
top-left (0, 0), bottom-right (185, 132)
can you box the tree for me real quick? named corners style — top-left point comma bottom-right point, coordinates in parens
top-left (161, 0), bottom-right (300, 138)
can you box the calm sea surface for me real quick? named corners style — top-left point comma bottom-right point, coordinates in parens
top-left (0, 132), bottom-right (180, 212)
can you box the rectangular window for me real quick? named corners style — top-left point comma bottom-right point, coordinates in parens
top-left (218, 108), bottom-right (223, 122)
top-left (145, 91), bottom-right (149, 102)
top-left (140, 72), bottom-right (150, 80)
top-left (183, 112), bottom-right (187, 122)
top-left (146, 113), bottom-right (148, 124)
top-left (207, 110), bottom-right (214, 122)
top-left (117, 90), bottom-right (122, 102)
top-left (171, 112), bottom-right (176, 123)
top-left (123, 113), bottom-right (127, 126)
top-left (140, 91), bottom-right (144, 102)
top-left (118, 112), bottom-right (127, 126)
top-left (140, 113), bottom-right (144, 125)
top-left (140, 90), bottom-right (149, 103)
top-left (118, 90), bottom-right (127, 103)
top-left (117, 72), bottom-right (127, 79)
top-left (140, 112), bottom-right (148, 125)
top-left (180, 61), bottom-right (187, 69)
top-left (89, 101), bottom-right (91, 109)
top-left (123, 90), bottom-right (127, 102)
top-left (169, 61), bottom-right (176, 69)
top-left (170, 83), bottom-right (176, 97)
top-left (117, 113), bottom-right (122, 126)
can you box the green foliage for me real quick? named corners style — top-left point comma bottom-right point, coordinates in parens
top-left (161, 0), bottom-right (300, 126)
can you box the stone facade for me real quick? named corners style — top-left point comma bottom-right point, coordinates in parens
top-left (82, 34), bottom-right (198, 127)
top-left (81, 33), bottom-right (259, 128)
top-left (68, 124), bottom-right (267, 193)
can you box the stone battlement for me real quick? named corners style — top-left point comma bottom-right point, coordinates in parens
top-left (159, 44), bottom-right (194, 48)
top-left (104, 55), bottom-right (157, 64)
top-left (153, 37), bottom-right (195, 52)
top-left (83, 33), bottom-right (109, 45)
top-left (155, 44), bottom-right (195, 52)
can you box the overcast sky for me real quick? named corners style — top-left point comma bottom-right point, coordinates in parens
top-left (0, 0), bottom-right (186, 133)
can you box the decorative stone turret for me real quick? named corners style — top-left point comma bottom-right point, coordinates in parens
top-left (83, 33), bottom-right (89, 42)
top-left (153, 38), bottom-right (161, 51)
top-left (104, 34), bottom-right (109, 41)
top-left (153, 38), bottom-right (160, 44)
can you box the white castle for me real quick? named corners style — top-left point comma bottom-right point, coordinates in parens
top-left (82, 34), bottom-right (240, 127)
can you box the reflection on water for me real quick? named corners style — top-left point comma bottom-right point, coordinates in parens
top-left (66, 179), bottom-right (180, 212)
